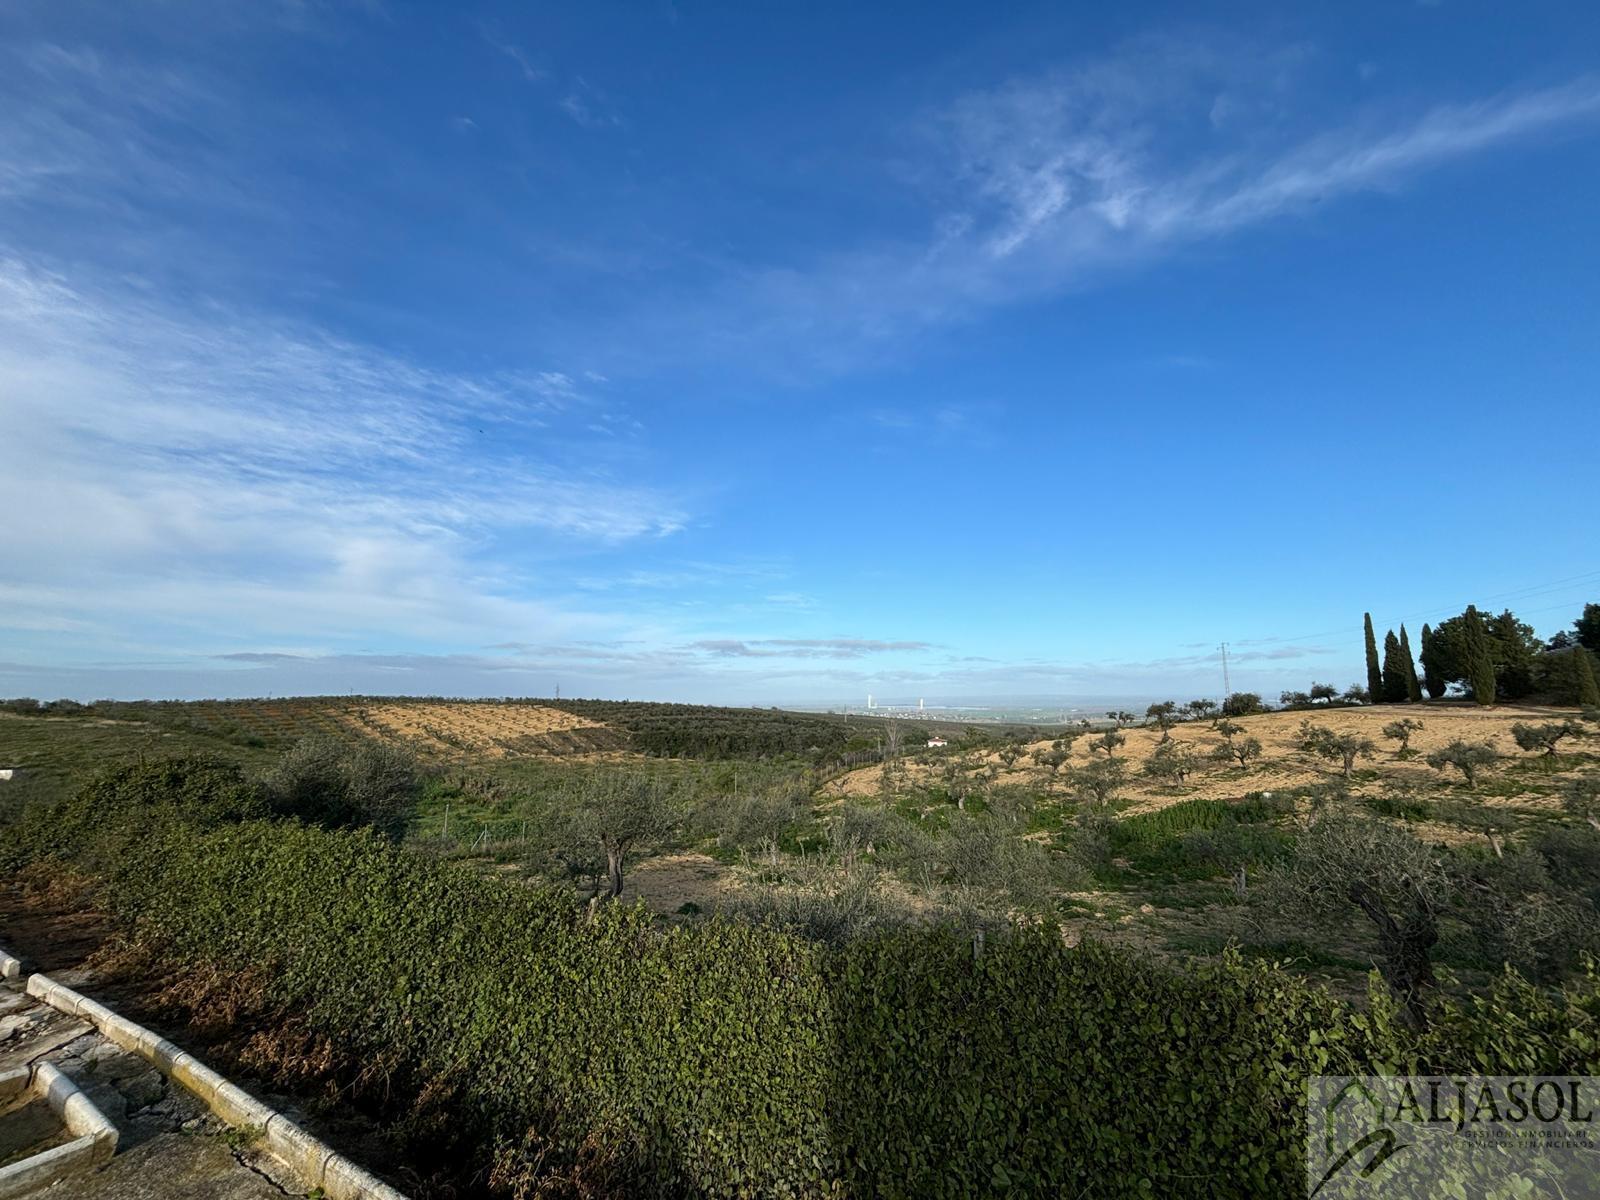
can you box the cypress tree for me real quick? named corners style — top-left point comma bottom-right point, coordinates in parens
top-left (1463, 605), bottom-right (1497, 706)
top-left (1381, 630), bottom-right (1409, 703)
top-left (1420, 623), bottom-right (1447, 699)
top-left (1399, 625), bottom-right (1422, 703)
top-left (1364, 613), bottom-right (1383, 704)
top-left (1574, 648), bottom-right (1600, 709)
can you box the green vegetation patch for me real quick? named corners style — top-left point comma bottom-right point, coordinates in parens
top-left (13, 755), bottom-right (1600, 1197)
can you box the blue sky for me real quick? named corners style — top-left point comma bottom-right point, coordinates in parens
top-left (2, 0), bottom-right (1597, 705)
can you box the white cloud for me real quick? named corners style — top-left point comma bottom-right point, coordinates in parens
top-left (646, 56), bottom-right (1600, 372)
top-left (687, 637), bottom-right (936, 660)
top-left (0, 258), bottom-right (685, 659)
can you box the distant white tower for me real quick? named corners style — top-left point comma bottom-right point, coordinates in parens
top-left (867, 693), bottom-right (874, 710)
top-left (919, 698), bottom-right (924, 711)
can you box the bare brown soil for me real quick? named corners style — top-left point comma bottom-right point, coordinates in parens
top-left (625, 852), bottom-right (739, 915)
top-left (340, 701), bottom-right (613, 758)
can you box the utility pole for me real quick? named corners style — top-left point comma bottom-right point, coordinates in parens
top-left (1219, 642), bottom-right (1231, 702)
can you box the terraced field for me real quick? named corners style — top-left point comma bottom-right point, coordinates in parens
top-left (340, 701), bottom-right (626, 757)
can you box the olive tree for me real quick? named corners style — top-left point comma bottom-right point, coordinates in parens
top-left (1425, 739), bottom-right (1498, 788)
top-left (1142, 740), bottom-right (1202, 784)
top-left (1144, 701), bottom-right (1179, 741)
top-left (829, 802), bottom-right (933, 872)
top-left (1381, 717), bottom-right (1425, 757)
top-left (1257, 812), bottom-right (1448, 1029)
top-left (1297, 721), bottom-right (1376, 779)
top-left (531, 799), bottom-right (607, 902)
top-left (262, 736), bottom-right (422, 842)
top-left (583, 771), bottom-right (681, 899)
top-left (1211, 732), bottom-right (1263, 768)
top-left (723, 784), bottom-right (809, 867)
top-left (938, 811), bottom-right (1056, 914)
top-left (1071, 758), bottom-right (1127, 807)
top-left (1091, 729), bottom-right (1125, 759)
top-left (1221, 692), bottom-right (1266, 717)
top-left (1216, 737), bottom-right (1263, 768)
top-left (1265, 806), bottom-right (1599, 1024)
top-left (1510, 720), bottom-right (1585, 758)
top-left (1565, 775), bottom-right (1600, 832)
top-left (1030, 745), bottom-right (1071, 787)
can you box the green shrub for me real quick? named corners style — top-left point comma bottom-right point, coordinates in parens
top-left (1112, 795), bottom-right (1286, 851)
top-left (0, 756), bottom-right (264, 870)
top-left (1365, 791), bottom-right (1433, 821)
top-left (13, 760), bottom-right (1600, 1198)
top-left (260, 737), bottom-right (422, 841)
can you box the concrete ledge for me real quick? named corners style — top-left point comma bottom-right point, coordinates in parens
top-left (21, 968), bottom-right (408, 1200)
top-left (22, 973), bottom-right (74, 1012)
top-left (0, 1058), bottom-right (119, 1198)
top-left (212, 1079), bottom-right (276, 1131)
top-left (0, 1135), bottom-right (110, 1200)
top-left (322, 1152), bottom-right (412, 1200)
top-left (36, 1060), bottom-right (118, 1153)
top-left (266, 1114), bottom-right (335, 1189)
top-left (0, 949), bottom-right (22, 982)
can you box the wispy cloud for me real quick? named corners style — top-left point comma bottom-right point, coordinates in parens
top-left (688, 637), bottom-right (935, 660)
top-left (642, 50), bottom-right (1600, 371)
top-left (478, 23), bottom-right (546, 83)
top-left (0, 257), bottom-right (684, 659)
top-left (558, 85), bottom-right (621, 130)
top-left (1110, 645), bottom-right (1335, 671)
top-left (478, 24), bottom-right (620, 128)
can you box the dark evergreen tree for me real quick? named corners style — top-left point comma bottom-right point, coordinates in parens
top-left (1485, 609), bottom-right (1541, 700)
top-left (1398, 625), bottom-right (1422, 703)
top-left (1575, 648), bottom-right (1600, 709)
top-left (1419, 623), bottom-right (1447, 699)
top-left (1381, 630), bottom-right (1409, 703)
top-left (1463, 605), bottom-right (1497, 705)
top-left (1575, 602), bottom-right (1600, 654)
top-left (1364, 613), bottom-right (1383, 704)
top-left (1423, 607), bottom-right (1537, 700)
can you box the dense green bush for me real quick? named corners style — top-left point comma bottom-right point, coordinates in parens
top-left (15, 757), bottom-right (1600, 1198)
top-left (0, 756), bottom-right (265, 871)
top-left (106, 816), bottom-right (1376, 1197)
top-left (260, 736), bottom-right (424, 841)
top-left (1220, 692), bottom-right (1266, 717)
